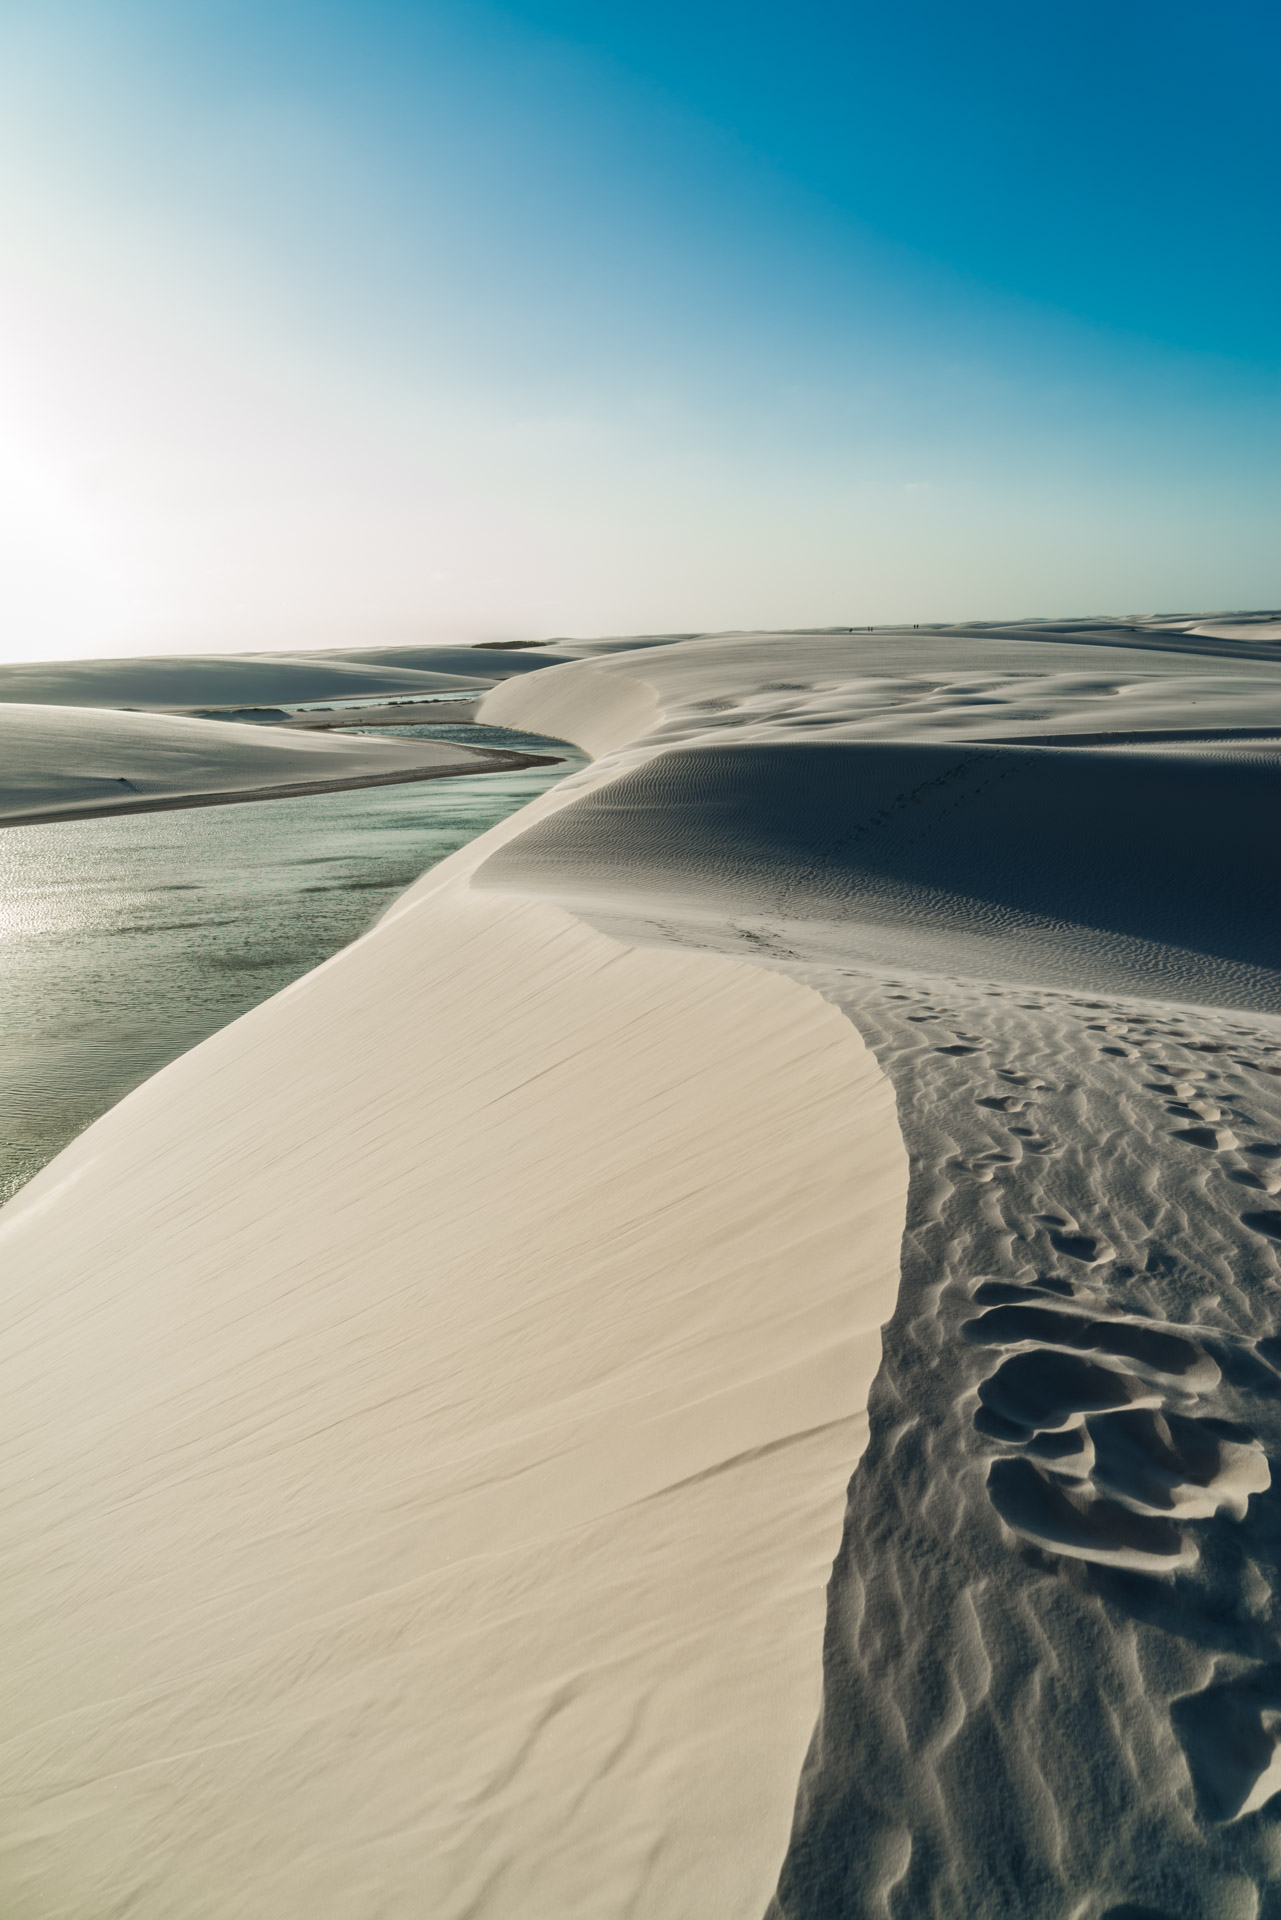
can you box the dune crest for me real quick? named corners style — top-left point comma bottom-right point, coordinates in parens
top-left (482, 622), bottom-right (1281, 1914)
top-left (6, 614), bottom-right (1281, 1915)
top-left (0, 660), bottom-right (905, 1917)
top-left (0, 701), bottom-right (550, 824)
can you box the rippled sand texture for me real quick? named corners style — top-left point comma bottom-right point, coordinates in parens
top-left (481, 615), bottom-right (1281, 1917)
top-left (767, 983), bottom-right (1281, 1918)
top-left (3, 612), bottom-right (1280, 1917)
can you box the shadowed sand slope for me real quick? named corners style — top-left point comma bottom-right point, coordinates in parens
top-left (0, 765), bottom-right (905, 1915)
top-left (476, 738), bottom-right (1281, 1009)
top-left (481, 626), bottom-right (1281, 1917)
top-left (8, 615), bottom-right (1281, 1918)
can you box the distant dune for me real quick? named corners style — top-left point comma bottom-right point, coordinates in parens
top-left (0, 644), bottom-right (579, 714)
top-left (0, 702), bottom-right (554, 824)
top-left (0, 649), bottom-right (484, 711)
top-left (1, 614), bottom-right (1280, 1916)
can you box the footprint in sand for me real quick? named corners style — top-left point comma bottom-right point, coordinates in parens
top-left (1035, 1214), bottom-right (1115, 1265)
top-left (965, 1301), bottom-right (1214, 1384)
top-left (1173, 1667), bottom-right (1281, 1823)
top-left (1230, 1169), bottom-right (1281, 1195)
top-left (987, 1455), bottom-right (1195, 1573)
top-left (953, 1148), bottom-right (1019, 1183)
top-left (973, 1276), bottom-right (1074, 1304)
top-left (1237, 1145), bottom-right (1281, 1194)
top-left (968, 1304), bottom-right (1267, 1576)
top-left (1173, 1125), bottom-right (1240, 1151)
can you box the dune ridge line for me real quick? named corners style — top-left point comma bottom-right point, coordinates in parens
top-left (0, 644), bottom-right (908, 1918)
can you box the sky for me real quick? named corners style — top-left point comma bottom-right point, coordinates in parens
top-left (0, 0), bottom-right (1277, 660)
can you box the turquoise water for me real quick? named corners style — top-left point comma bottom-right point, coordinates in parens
top-left (0, 724), bottom-right (584, 1204)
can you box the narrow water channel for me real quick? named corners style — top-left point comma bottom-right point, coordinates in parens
top-left (0, 723), bottom-right (584, 1204)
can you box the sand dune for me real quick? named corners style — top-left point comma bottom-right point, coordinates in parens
top-left (477, 736), bottom-right (1281, 1006)
top-left (0, 652), bottom-right (484, 710)
top-left (0, 642), bottom-right (577, 716)
top-left (0, 702), bottom-right (549, 824)
top-left (0, 675), bottom-right (905, 1916)
top-left (483, 620), bottom-right (1281, 1913)
top-left (312, 642), bottom-right (578, 676)
top-left (3, 613), bottom-right (1281, 1915)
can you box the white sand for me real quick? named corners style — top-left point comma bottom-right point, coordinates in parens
top-left (0, 702), bottom-right (541, 823)
top-left (481, 630), bottom-right (1281, 1007)
top-left (0, 649), bottom-right (488, 710)
top-left (486, 622), bottom-right (1281, 1908)
top-left (8, 612), bottom-right (1276, 1915)
top-left (0, 666), bottom-right (906, 1916)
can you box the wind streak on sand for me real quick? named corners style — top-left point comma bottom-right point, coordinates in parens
top-left (5, 612), bottom-right (1281, 1917)
top-left (0, 665), bottom-right (906, 1918)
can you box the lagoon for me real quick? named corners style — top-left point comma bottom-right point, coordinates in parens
top-left (0, 723), bottom-right (583, 1203)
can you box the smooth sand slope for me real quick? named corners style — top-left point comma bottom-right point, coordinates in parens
top-left (0, 675), bottom-right (905, 1916)
top-left (0, 702), bottom-right (550, 824)
top-left (0, 649), bottom-right (488, 710)
top-left (6, 612), bottom-right (1281, 1918)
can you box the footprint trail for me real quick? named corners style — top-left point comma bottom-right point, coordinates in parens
top-left (768, 974), bottom-right (1281, 1916)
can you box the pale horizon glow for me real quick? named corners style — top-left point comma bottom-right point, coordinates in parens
top-left (0, 0), bottom-right (1277, 665)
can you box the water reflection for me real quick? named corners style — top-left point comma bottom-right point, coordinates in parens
top-left (0, 725), bottom-right (583, 1204)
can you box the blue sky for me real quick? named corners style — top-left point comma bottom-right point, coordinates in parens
top-left (0, 0), bottom-right (1276, 657)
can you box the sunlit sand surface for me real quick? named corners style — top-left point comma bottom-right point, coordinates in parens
top-left (2, 613), bottom-right (1280, 1916)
